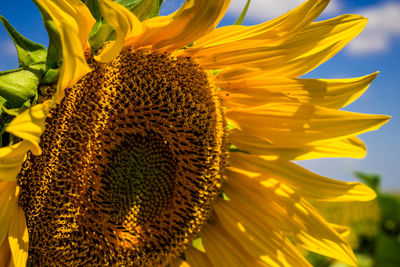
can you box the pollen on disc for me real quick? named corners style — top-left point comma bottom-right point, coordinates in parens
top-left (17, 48), bottom-right (227, 266)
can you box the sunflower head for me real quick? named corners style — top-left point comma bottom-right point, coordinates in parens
top-left (18, 47), bottom-right (226, 265)
top-left (0, 0), bottom-right (390, 266)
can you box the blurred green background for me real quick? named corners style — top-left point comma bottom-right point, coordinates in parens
top-left (307, 172), bottom-right (400, 267)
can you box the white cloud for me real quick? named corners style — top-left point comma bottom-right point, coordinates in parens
top-left (323, 0), bottom-right (342, 16)
top-left (226, 0), bottom-right (343, 22)
top-left (346, 2), bottom-right (400, 55)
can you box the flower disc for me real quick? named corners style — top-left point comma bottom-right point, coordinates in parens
top-left (17, 48), bottom-right (226, 266)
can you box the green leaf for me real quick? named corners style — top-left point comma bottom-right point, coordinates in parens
top-left (234, 0), bottom-right (251, 25)
top-left (33, 0), bottom-right (63, 70)
top-left (0, 16), bottom-right (47, 67)
top-left (378, 194), bottom-right (400, 221)
top-left (0, 66), bottom-right (41, 108)
top-left (375, 232), bottom-right (400, 267)
top-left (115, 0), bottom-right (165, 20)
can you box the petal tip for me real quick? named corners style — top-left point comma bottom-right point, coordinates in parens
top-left (351, 182), bottom-right (377, 201)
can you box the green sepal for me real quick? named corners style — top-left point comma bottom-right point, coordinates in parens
top-left (229, 144), bottom-right (249, 154)
top-left (0, 67), bottom-right (41, 108)
top-left (114, 0), bottom-right (143, 10)
top-left (0, 16), bottom-right (47, 67)
top-left (84, 0), bottom-right (164, 54)
top-left (212, 69), bottom-right (222, 75)
top-left (191, 236), bottom-right (205, 252)
top-left (0, 94), bottom-right (8, 147)
top-left (33, 0), bottom-right (63, 70)
top-left (234, 0), bottom-right (251, 25)
top-left (1, 98), bottom-right (32, 117)
top-left (0, 97), bottom-right (32, 147)
top-left (115, 0), bottom-right (165, 21)
top-left (0, 96), bottom-right (6, 117)
top-left (83, 0), bottom-right (115, 54)
top-left (0, 16), bottom-right (46, 108)
top-left (88, 19), bottom-right (115, 53)
top-left (41, 68), bottom-right (60, 84)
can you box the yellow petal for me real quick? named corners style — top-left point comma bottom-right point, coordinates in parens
top-left (0, 236), bottom-right (11, 266)
top-left (191, 15), bottom-right (366, 75)
top-left (201, 219), bottom-right (258, 267)
top-left (131, 0), bottom-right (230, 51)
top-left (185, 246), bottom-right (213, 267)
top-left (0, 142), bottom-right (32, 181)
top-left (6, 101), bottom-right (51, 155)
top-left (214, 200), bottom-right (311, 267)
top-left (293, 136), bottom-right (367, 160)
top-left (230, 129), bottom-right (367, 160)
top-left (218, 72), bottom-right (378, 109)
top-left (185, 0), bottom-right (328, 52)
top-left (0, 182), bottom-right (17, 245)
top-left (37, 0), bottom-right (95, 103)
top-left (170, 257), bottom-right (190, 267)
top-left (224, 169), bottom-right (357, 266)
top-left (8, 199), bottom-right (29, 267)
top-left (330, 223), bottom-right (351, 238)
top-left (227, 103), bottom-right (390, 146)
top-left (228, 153), bottom-right (377, 202)
top-left (95, 0), bottom-right (143, 63)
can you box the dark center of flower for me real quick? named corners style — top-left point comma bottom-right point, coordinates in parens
top-left (102, 133), bottom-right (176, 225)
top-left (17, 48), bottom-right (226, 266)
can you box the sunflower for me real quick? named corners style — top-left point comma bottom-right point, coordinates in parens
top-left (0, 0), bottom-right (390, 266)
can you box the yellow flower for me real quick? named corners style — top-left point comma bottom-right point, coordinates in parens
top-left (0, 0), bottom-right (390, 266)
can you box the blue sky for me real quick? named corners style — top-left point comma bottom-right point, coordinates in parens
top-left (0, 0), bottom-right (398, 189)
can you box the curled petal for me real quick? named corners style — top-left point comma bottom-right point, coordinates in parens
top-left (36, 0), bottom-right (95, 103)
top-left (132, 0), bottom-right (230, 51)
top-left (95, 0), bottom-right (143, 63)
top-left (0, 142), bottom-right (33, 181)
top-left (6, 101), bottom-right (51, 155)
top-left (186, 0), bottom-right (328, 52)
